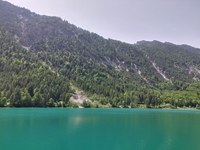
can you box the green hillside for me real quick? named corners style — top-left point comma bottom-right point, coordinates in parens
top-left (0, 0), bottom-right (200, 108)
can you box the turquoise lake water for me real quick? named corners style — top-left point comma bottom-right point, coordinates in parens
top-left (0, 108), bottom-right (200, 150)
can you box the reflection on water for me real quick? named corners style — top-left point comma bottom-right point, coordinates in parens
top-left (0, 109), bottom-right (200, 150)
top-left (69, 115), bottom-right (83, 126)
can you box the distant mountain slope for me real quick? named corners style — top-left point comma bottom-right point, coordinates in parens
top-left (0, 0), bottom-right (200, 108)
top-left (136, 41), bottom-right (200, 83)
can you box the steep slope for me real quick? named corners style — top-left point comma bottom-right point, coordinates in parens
top-left (137, 41), bottom-right (200, 83)
top-left (0, 29), bottom-right (73, 107)
top-left (0, 0), bottom-right (200, 108)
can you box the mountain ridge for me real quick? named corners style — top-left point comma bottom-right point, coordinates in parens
top-left (0, 0), bottom-right (200, 108)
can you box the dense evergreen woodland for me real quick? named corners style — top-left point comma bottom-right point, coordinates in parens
top-left (0, 0), bottom-right (200, 108)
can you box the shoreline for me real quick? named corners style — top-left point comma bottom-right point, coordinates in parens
top-left (0, 106), bottom-right (199, 111)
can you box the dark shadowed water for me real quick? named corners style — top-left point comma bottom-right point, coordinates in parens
top-left (0, 108), bottom-right (200, 150)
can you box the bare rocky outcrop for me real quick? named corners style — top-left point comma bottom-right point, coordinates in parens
top-left (69, 87), bottom-right (90, 107)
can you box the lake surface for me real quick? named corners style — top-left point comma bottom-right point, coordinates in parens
top-left (0, 109), bottom-right (200, 150)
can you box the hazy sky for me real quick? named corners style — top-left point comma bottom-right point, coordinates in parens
top-left (5, 0), bottom-right (200, 48)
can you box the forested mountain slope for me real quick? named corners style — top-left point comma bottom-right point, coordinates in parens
top-left (0, 0), bottom-right (200, 108)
